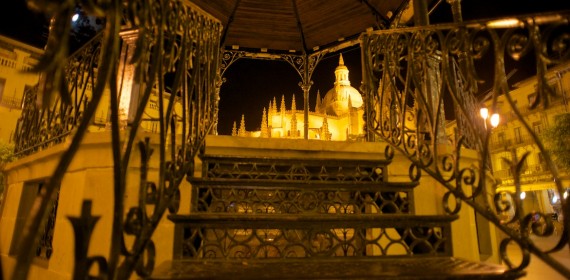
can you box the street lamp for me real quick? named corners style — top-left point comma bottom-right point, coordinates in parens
top-left (490, 113), bottom-right (500, 128)
top-left (480, 108), bottom-right (489, 130)
top-left (480, 107), bottom-right (500, 129)
top-left (480, 108), bottom-right (489, 120)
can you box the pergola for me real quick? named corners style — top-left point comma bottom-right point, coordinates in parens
top-left (189, 0), bottom-right (430, 139)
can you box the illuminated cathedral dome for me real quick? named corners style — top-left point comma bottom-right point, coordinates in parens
top-left (320, 54), bottom-right (363, 116)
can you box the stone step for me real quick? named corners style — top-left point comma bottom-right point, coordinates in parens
top-left (189, 178), bottom-right (414, 214)
top-left (169, 214), bottom-right (456, 259)
top-left (198, 154), bottom-right (396, 184)
top-left (190, 177), bottom-right (417, 188)
top-left (150, 257), bottom-right (524, 279)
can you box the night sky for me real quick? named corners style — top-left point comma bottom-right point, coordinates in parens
top-left (0, 1), bottom-right (49, 49)
top-left (1, 0), bottom-right (570, 135)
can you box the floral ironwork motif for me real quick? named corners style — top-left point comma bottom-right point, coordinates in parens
top-left (361, 12), bottom-right (570, 276)
top-left (202, 156), bottom-right (389, 183)
top-left (194, 186), bottom-right (412, 215)
top-left (12, 0), bottom-right (222, 279)
top-left (173, 215), bottom-right (453, 259)
top-left (13, 34), bottom-right (102, 156)
top-left (9, 0), bottom-right (570, 278)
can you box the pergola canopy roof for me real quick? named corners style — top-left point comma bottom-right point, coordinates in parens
top-left (189, 0), bottom-right (416, 53)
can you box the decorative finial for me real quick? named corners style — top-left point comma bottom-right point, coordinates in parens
top-left (238, 114), bottom-right (246, 136)
top-left (339, 54), bottom-right (345, 66)
top-left (292, 94), bottom-right (297, 111)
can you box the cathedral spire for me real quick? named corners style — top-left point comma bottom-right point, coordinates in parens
top-left (272, 96), bottom-right (278, 119)
top-left (273, 96), bottom-right (278, 113)
top-left (280, 95), bottom-right (286, 113)
top-left (232, 121), bottom-right (237, 136)
top-left (291, 94), bottom-right (297, 111)
top-left (316, 90), bottom-right (322, 112)
top-left (238, 114), bottom-right (246, 137)
top-left (261, 107), bottom-right (269, 138)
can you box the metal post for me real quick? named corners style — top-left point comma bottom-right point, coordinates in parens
top-left (301, 81), bottom-right (311, 140)
top-left (446, 0), bottom-right (463, 23)
top-left (301, 53), bottom-right (312, 140)
top-left (413, 0), bottom-right (430, 26)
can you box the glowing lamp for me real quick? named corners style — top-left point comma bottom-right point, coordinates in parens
top-left (480, 108), bottom-right (489, 120)
top-left (490, 113), bottom-right (500, 128)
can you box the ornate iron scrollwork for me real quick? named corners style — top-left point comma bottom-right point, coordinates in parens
top-left (13, 0), bottom-right (222, 279)
top-left (361, 12), bottom-right (570, 276)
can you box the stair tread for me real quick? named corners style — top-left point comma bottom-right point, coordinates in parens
top-left (188, 177), bottom-right (417, 188)
top-left (200, 153), bottom-right (391, 163)
top-left (150, 257), bottom-right (524, 279)
top-left (169, 213), bottom-right (456, 223)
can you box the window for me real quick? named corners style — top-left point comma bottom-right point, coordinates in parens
top-left (533, 121), bottom-right (543, 135)
top-left (0, 77), bottom-right (5, 103)
top-left (10, 181), bottom-right (60, 260)
top-left (498, 132), bottom-right (506, 145)
top-left (527, 93), bottom-right (536, 105)
top-left (500, 154), bottom-right (512, 177)
top-left (514, 127), bottom-right (522, 144)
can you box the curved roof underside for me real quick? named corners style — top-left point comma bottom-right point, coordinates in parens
top-left (189, 0), bottom-right (417, 53)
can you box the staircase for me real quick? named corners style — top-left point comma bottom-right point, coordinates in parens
top-left (151, 136), bottom-right (524, 279)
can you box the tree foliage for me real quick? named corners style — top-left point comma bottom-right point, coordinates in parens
top-left (69, 6), bottom-right (104, 52)
top-left (544, 113), bottom-right (570, 170)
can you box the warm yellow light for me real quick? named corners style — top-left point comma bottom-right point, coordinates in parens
top-left (487, 18), bottom-right (521, 28)
top-left (480, 108), bottom-right (489, 120)
top-left (490, 113), bottom-right (500, 128)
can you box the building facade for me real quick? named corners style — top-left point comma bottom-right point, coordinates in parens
top-left (488, 63), bottom-right (570, 220)
top-left (0, 35), bottom-right (43, 143)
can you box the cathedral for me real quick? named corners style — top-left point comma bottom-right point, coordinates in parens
top-left (231, 54), bottom-right (365, 141)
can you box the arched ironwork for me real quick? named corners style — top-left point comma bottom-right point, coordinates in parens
top-left (361, 12), bottom-right (570, 276)
top-left (7, 0), bottom-right (570, 278)
top-left (11, 1), bottom-right (222, 279)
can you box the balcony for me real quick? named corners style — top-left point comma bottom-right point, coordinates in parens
top-left (0, 95), bottom-right (22, 110)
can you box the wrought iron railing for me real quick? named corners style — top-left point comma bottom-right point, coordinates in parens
top-left (0, 95), bottom-right (23, 110)
top-left (8, 0), bottom-right (570, 279)
top-left (11, 1), bottom-right (222, 279)
top-left (361, 11), bottom-right (570, 277)
top-left (13, 33), bottom-right (102, 157)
